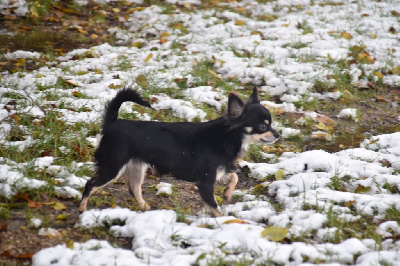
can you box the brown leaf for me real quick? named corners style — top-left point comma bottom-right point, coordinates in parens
top-left (0, 223), bottom-right (7, 231)
top-left (1, 251), bottom-right (33, 259)
top-left (344, 201), bottom-right (355, 207)
top-left (355, 185), bottom-right (371, 194)
top-left (316, 115), bottom-right (336, 126)
top-left (28, 200), bottom-right (42, 208)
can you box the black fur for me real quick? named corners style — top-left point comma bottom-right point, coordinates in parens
top-left (79, 87), bottom-right (279, 216)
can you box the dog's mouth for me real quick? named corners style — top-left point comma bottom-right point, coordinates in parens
top-left (260, 136), bottom-right (280, 144)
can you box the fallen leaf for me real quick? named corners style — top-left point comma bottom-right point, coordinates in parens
top-left (235, 20), bottom-right (246, 26)
top-left (223, 219), bottom-right (250, 225)
top-left (1, 250), bottom-right (33, 259)
top-left (52, 202), bottom-right (67, 211)
top-left (208, 69), bottom-right (220, 79)
top-left (28, 200), bottom-right (42, 208)
top-left (112, 7), bottom-right (120, 13)
top-left (0, 223), bottom-right (7, 231)
top-left (67, 240), bottom-right (74, 249)
top-left (136, 75), bottom-right (149, 89)
top-left (355, 185), bottom-right (371, 194)
top-left (261, 226), bottom-right (288, 241)
top-left (315, 122), bottom-right (334, 132)
top-left (316, 115), bottom-right (336, 126)
top-left (161, 32), bottom-right (170, 38)
top-left (72, 91), bottom-right (82, 97)
top-left (66, 80), bottom-right (79, 87)
top-left (377, 96), bottom-right (388, 102)
top-left (275, 169), bottom-right (285, 180)
top-left (372, 71), bottom-right (383, 79)
top-left (344, 201), bottom-right (355, 207)
top-left (30, 5), bottom-right (39, 17)
top-left (56, 214), bottom-right (70, 221)
top-left (340, 32), bottom-right (353, 40)
top-left (369, 32), bottom-right (377, 39)
top-left (392, 66), bottom-right (400, 75)
top-left (144, 53), bottom-right (153, 62)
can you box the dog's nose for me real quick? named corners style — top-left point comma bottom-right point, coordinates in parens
top-left (272, 129), bottom-right (280, 139)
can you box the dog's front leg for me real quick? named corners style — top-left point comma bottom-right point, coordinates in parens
top-left (223, 172), bottom-right (238, 203)
top-left (197, 181), bottom-right (222, 217)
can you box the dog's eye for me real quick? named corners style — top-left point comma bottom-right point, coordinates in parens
top-left (260, 124), bottom-right (268, 131)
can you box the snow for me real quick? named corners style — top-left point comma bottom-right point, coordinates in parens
top-left (337, 108), bottom-right (359, 122)
top-left (1, 0), bottom-right (400, 264)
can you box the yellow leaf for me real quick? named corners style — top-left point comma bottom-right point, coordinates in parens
top-left (136, 75), bottom-right (148, 89)
top-left (112, 8), bottom-right (120, 13)
top-left (261, 226), bottom-right (288, 241)
top-left (275, 169), bottom-right (285, 180)
top-left (144, 53), bottom-right (153, 62)
top-left (161, 32), bottom-right (170, 38)
top-left (369, 32), bottom-right (377, 39)
top-left (216, 195), bottom-right (223, 205)
top-left (132, 41), bottom-right (144, 48)
top-left (254, 183), bottom-right (269, 194)
top-left (76, 27), bottom-right (88, 34)
top-left (340, 32), bottom-right (353, 40)
top-left (355, 185), bottom-right (371, 194)
top-left (130, 7), bottom-right (146, 12)
top-left (66, 240), bottom-right (74, 249)
top-left (372, 71), bottom-right (383, 79)
top-left (52, 202), bottom-right (67, 211)
top-left (72, 91), bottom-right (82, 97)
top-left (315, 122), bottom-right (333, 132)
top-left (223, 219), bottom-right (250, 225)
top-left (392, 66), bottom-right (400, 75)
top-left (108, 83), bottom-right (123, 89)
top-left (30, 5), bottom-right (39, 17)
top-left (94, 68), bottom-right (102, 74)
top-left (208, 69), bottom-right (220, 79)
top-left (235, 20), bottom-right (246, 26)
top-left (56, 214), bottom-right (70, 221)
top-left (66, 80), bottom-right (79, 87)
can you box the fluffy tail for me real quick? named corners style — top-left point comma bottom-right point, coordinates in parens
top-left (102, 88), bottom-right (152, 131)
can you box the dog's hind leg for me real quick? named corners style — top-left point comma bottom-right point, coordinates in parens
top-left (125, 160), bottom-right (150, 211)
top-left (78, 166), bottom-right (124, 212)
top-left (223, 172), bottom-right (238, 203)
top-left (197, 181), bottom-right (221, 217)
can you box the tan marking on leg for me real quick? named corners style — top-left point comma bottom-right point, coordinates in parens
top-left (125, 160), bottom-right (150, 211)
top-left (79, 186), bottom-right (100, 212)
top-left (223, 172), bottom-right (238, 203)
top-left (206, 204), bottom-right (222, 217)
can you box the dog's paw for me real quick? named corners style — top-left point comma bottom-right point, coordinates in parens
top-left (139, 202), bottom-right (151, 211)
top-left (223, 187), bottom-right (233, 203)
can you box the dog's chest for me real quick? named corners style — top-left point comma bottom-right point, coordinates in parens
top-left (216, 166), bottom-right (229, 182)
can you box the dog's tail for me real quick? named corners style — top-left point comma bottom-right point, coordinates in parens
top-left (102, 88), bottom-right (152, 130)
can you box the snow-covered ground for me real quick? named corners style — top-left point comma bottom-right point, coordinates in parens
top-left (1, 0), bottom-right (400, 265)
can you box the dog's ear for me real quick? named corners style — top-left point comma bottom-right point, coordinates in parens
top-left (227, 93), bottom-right (244, 117)
top-left (248, 86), bottom-right (260, 104)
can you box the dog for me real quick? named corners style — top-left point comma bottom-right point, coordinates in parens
top-left (79, 87), bottom-right (280, 216)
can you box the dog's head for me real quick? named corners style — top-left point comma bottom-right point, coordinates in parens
top-left (225, 87), bottom-right (280, 145)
